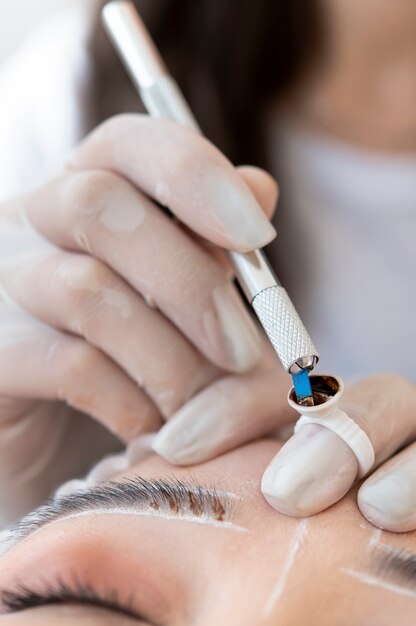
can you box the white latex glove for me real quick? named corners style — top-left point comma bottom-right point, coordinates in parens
top-left (261, 374), bottom-right (416, 533)
top-left (0, 114), bottom-right (296, 524)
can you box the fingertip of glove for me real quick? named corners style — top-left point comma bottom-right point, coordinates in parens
top-left (358, 475), bottom-right (416, 533)
top-left (261, 424), bottom-right (358, 517)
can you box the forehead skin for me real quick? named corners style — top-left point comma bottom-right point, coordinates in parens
top-left (0, 440), bottom-right (415, 626)
top-left (125, 441), bottom-right (416, 624)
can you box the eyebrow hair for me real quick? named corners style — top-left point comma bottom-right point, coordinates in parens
top-left (340, 545), bottom-right (416, 602)
top-left (342, 545), bottom-right (416, 599)
top-left (374, 546), bottom-right (416, 586)
top-left (3, 476), bottom-right (240, 551)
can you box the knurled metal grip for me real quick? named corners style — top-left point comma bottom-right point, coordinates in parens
top-left (252, 286), bottom-right (319, 372)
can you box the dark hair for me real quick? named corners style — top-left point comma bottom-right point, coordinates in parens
top-left (95, 0), bottom-right (322, 166)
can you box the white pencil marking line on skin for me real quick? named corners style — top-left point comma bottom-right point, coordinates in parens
top-left (0, 513), bottom-right (247, 558)
top-left (19, 508), bottom-right (248, 541)
top-left (375, 543), bottom-right (413, 561)
top-left (264, 519), bottom-right (309, 616)
top-left (341, 568), bottom-right (416, 601)
top-left (224, 492), bottom-right (243, 501)
top-left (59, 508), bottom-right (248, 531)
top-left (369, 528), bottom-right (382, 549)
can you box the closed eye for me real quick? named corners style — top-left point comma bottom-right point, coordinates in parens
top-left (0, 576), bottom-right (147, 621)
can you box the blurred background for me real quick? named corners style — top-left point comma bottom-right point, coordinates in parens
top-left (0, 0), bottom-right (72, 64)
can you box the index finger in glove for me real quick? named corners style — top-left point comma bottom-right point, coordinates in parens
top-left (152, 339), bottom-right (296, 466)
top-left (261, 374), bottom-right (416, 520)
top-left (67, 114), bottom-right (276, 253)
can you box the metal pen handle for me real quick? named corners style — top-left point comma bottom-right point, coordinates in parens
top-left (102, 0), bottom-right (319, 374)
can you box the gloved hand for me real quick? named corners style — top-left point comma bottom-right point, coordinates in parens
top-left (153, 354), bottom-right (416, 533)
top-left (260, 374), bottom-right (416, 533)
top-left (0, 114), bottom-right (295, 524)
top-left (2, 114), bottom-right (414, 535)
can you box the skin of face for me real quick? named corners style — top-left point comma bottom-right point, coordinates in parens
top-left (0, 439), bottom-right (415, 626)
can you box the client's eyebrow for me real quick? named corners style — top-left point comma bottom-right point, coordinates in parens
top-left (4, 476), bottom-right (242, 551)
top-left (373, 546), bottom-right (416, 585)
top-left (342, 545), bottom-right (416, 601)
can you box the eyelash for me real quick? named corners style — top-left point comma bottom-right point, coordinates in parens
top-left (1, 577), bottom-right (144, 621)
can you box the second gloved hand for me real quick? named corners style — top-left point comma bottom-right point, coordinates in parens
top-left (261, 374), bottom-right (416, 533)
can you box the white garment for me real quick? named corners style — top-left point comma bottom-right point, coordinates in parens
top-left (268, 118), bottom-right (416, 381)
top-left (0, 1), bottom-right (95, 202)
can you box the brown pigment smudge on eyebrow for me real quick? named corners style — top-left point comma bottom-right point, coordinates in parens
top-left (212, 499), bottom-right (226, 521)
top-left (188, 492), bottom-right (203, 517)
top-left (149, 501), bottom-right (160, 511)
top-left (167, 493), bottom-right (180, 514)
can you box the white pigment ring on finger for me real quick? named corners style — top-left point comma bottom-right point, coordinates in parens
top-left (290, 375), bottom-right (375, 478)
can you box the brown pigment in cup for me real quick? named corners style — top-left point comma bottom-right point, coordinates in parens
top-left (289, 375), bottom-right (340, 407)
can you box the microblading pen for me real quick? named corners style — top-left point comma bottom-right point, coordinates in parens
top-left (102, 0), bottom-right (319, 405)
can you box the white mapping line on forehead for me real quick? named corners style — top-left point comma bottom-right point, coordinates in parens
top-left (263, 519), bottom-right (309, 617)
top-left (369, 528), bottom-right (383, 548)
top-left (341, 568), bottom-right (416, 601)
